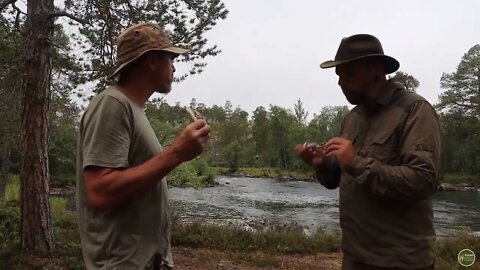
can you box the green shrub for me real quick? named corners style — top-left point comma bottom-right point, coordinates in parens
top-left (0, 203), bottom-right (20, 250)
top-left (172, 223), bottom-right (340, 254)
top-left (435, 229), bottom-right (480, 270)
top-left (170, 157), bottom-right (217, 188)
top-left (443, 173), bottom-right (480, 186)
top-left (50, 197), bottom-right (68, 220)
top-left (5, 175), bottom-right (20, 203)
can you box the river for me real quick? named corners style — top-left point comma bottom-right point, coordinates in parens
top-left (170, 176), bottom-right (480, 237)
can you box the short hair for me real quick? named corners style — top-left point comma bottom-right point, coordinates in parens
top-left (116, 51), bottom-right (155, 84)
top-left (360, 57), bottom-right (386, 73)
top-left (117, 51), bottom-right (172, 84)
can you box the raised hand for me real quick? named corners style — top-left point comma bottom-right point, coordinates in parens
top-left (324, 137), bottom-right (355, 168)
top-left (170, 119), bottom-right (210, 162)
top-left (295, 143), bottom-right (326, 168)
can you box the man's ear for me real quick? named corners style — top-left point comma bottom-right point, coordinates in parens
top-left (373, 62), bottom-right (385, 82)
top-left (144, 52), bottom-right (158, 72)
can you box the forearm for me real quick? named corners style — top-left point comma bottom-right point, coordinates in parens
top-left (85, 146), bottom-right (182, 212)
top-left (344, 154), bottom-right (438, 201)
top-left (315, 156), bottom-right (341, 189)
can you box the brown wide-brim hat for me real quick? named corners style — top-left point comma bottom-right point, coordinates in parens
top-left (109, 22), bottom-right (189, 78)
top-left (320, 34), bottom-right (399, 74)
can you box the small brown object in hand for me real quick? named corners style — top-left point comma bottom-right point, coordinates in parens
top-left (186, 107), bottom-right (202, 121)
top-left (303, 142), bottom-right (326, 152)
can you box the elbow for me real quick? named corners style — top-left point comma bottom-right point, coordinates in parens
top-left (87, 194), bottom-right (107, 213)
top-left (317, 177), bottom-right (340, 189)
top-left (410, 171), bottom-right (438, 201)
top-left (83, 170), bottom-right (116, 213)
top-left (316, 168), bottom-right (341, 190)
top-left (86, 189), bottom-right (110, 214)
top-left (322, 180), bottom-right (339, 190)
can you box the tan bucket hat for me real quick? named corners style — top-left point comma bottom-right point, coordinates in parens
top-left (109, 22), bottom-right (189, 78)
top-left (320, 34), bottom-right (399, 74)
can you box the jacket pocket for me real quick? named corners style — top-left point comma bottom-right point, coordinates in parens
top-left (366, 124), bottom-right (400, 164)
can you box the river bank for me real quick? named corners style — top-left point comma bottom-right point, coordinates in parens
top-left (2, 175), bottom-right (479, 269)
top-left (48, 175), bottom-right (480, 237)
top-left (2, 181), bottom-right (480, 269)
top-left (214, 167), bottom-right (480, 192)
top-left (0, 200), bottom-right (478, 270)
top-left (438, 182), bottom-right (480, 192)
top-left (170, 176), bottom-right (480, 238)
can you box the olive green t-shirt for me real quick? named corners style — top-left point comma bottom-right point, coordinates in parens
top-left (76, 86), bottom-right (172, 269)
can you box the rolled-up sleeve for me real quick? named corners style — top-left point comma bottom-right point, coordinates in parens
top-left (344, 101), bottom-right (441, 201)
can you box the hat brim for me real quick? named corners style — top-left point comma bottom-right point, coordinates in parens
top-left (320, 54), bottom-right (400, 74)
top-left (108, 46), bottom-right (189, 79)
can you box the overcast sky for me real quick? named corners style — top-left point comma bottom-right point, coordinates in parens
top-left (157, 0), bottom-right (479, 117)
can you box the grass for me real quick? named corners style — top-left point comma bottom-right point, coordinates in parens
top-left (1, 176), bottom-right (479, 269)
top-left (5, 175), bottom-right (20, 203)
top-left (0, 177), bottom-right (83, 269)
top-left (51, 197), bottom-right (68, 219)
top-left (0, 199), bottom-right (341, 269)
top-left (443, 173), bottom-right (480, 187)
top-left (235, 252), bottom-right (281, 268)
top-left (435, 228), bottom-right (480, 270)
top-left (172, 223), bottom-right (341, 254)
top-left (0, 199), bottom-right (479, 269)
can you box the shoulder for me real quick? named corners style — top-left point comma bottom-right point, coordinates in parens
top-left (391, 88), bottom-right (431, 113)
top-left (340, 106), bottom-right (360, 134)
top-left (390, 89), bottom-right (439, 124)
top-left (103, 86), bottom-right (132, 104)
top-left (81, 86), bottom-right (136, 128)
top-left (86, 86), bottom-right (133, 114)
top-left (343, 106), bottom-right (361, 121)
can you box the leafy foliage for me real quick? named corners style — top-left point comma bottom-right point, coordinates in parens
top-left (390, 71), bottom-right (420, 91)
top-left (63, 0), bottom-right (229, 93)
top-left (437, 44), bottom-right (480, 174)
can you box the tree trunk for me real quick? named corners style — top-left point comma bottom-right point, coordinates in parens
top-left (281, 146), bottom-right (288, 169)
top-left (20, 0), bottom-right (55, 254)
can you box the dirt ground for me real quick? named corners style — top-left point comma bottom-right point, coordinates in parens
top-left (3, 248), bottom-right (342, 270)
top-left (173, 247), bottom-right (342, 270)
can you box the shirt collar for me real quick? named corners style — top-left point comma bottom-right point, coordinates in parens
top-left (358, 80), bottom-right (404, 114)
top-left (376, 80), bottom-right (404, 106)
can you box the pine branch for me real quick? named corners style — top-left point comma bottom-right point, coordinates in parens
top-left (11, 1), bottom-right (25, 15)
top-left (49, 11), bottom-right (88, 25)
top-left (0, 0), bottom-right (16, 12)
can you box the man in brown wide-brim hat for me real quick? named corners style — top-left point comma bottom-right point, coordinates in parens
top-left (296, 34), bottom-right (441, 269)
top-left (76, 22), bottom-right (210, 269)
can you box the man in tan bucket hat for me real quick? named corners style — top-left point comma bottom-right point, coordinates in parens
top-left (296, 34), bottom-right (441, 269)
top-left (76, 22), bottom-right (210, 269)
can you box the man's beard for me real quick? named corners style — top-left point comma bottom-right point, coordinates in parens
top-left (342, 80), bottom-right (376, 105)
top-left (343, 90), bottom-right (366, 105)
top-left (156, 84), bottom-right (172, 94)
